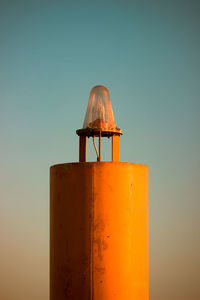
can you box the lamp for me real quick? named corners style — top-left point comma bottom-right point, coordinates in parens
top-left (76, 85), bottom-right (123, 162)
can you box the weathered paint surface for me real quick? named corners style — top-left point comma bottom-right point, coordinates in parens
top-left (50, 162), bottom-right (148, 300)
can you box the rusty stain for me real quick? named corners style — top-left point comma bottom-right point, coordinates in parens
top-left (94, 238), bottom-right (108, 260)
top-left (94, 266), bottom-right (106, 274)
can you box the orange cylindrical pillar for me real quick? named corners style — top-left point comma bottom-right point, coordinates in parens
top-left (50, 162), bottom-right (148, 300)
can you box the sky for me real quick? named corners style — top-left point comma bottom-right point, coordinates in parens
top-left (0, 0), bottom-right (200, 299)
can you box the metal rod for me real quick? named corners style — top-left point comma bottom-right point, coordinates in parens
top-left (112, 135), bottom-right (119, 162)
top-left (99, 131), bottom-right (101, 162)
top-left (93, 136), bottom-right (99, 161)
top-left (79, 136), bottom-right (87, 162)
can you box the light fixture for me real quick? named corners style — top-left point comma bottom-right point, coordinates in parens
top-left (76, 85), bottom-right (123, 162)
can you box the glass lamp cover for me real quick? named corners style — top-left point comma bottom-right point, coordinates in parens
top-left (83, 85), bottom-right (117, 130)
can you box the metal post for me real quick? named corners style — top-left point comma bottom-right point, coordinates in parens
top-left (112, 135), bottom-right (119, 162)
top-left (79, 136), bottom-right (87, 162)
top-left (98, 131), bottom-right (101, 162)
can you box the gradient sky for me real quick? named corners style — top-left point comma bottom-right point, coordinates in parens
top-left (1, 0), bottom-right (200, 299)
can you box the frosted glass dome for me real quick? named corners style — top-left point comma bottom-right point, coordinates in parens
top-left (83, 85), bottom-right (117, 130)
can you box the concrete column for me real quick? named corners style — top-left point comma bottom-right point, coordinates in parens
top-left (50, 162), bottom-right (148, 300)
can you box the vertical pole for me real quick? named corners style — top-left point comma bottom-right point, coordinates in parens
top-left (98, 131), bottom-right (101, 162)
top-left (79, 136), bottom-right (87, 162)
top-left (50, 163), bottom-right (149, 300)
top-left (112, 135), bottom-right (119, 162)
